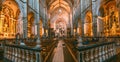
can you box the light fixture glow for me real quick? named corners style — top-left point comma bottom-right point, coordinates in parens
top-left (59, 9), bottom-right (62, 13)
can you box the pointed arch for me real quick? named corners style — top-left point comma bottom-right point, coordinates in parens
top-left (27, 12), bottom-right (35, 38)
top-left (84, 11), bottom-right (93, 37)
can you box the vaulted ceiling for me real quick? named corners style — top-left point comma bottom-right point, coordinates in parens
top-left (46, 0), bottom-right (74, 13)
top-left (44, 0), bottom-right (79, 28)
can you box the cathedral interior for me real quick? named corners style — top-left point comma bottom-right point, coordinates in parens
top-left (0, 0), bottom-right (120, 62)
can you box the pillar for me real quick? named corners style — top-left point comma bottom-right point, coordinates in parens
top-left (81, 21), bottom-right (84, 37)
top-left (23, 17), bottom-right (27, 38)
top-left (35, 52), bottom-right (41, 62)
top-left (71, 10), bottom-right (74, 36)
top-left (22, 0), bottom-right (27, 38)
top-left (43, 20), bottom-right (47, 38)
top-left (35, 13), bottom-right (41, 48)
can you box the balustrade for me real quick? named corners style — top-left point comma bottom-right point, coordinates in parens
top-left (4, 44), bottom-right (42, 62)
top-left (0, 38), bottom-right (57, 62)
top-left (77, 42), bottom-right (116, 62)
top-left (1, 37), bottom-right (118, 62)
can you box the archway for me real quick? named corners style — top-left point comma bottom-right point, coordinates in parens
top-left (27, 12), bottom-right (34, 38)
top-left (84, 11), bottom-right (93, 37)
top-left (97, 6), bottom-right (105, 36)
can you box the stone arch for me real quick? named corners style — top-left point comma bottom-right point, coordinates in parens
top-left (84, 11), bottom-right (93, 37)
top-left (97, 5), bottom-right (105, 36)
top-left (14, 0), bottom-right (24, 36)
top-left (15, 0), bottom-right (24, 16)
top-left (85, 11), bottom-right (92, 23)
top-left (98, 6), bottom-right (105, 17)
top-left (27, 12), bottom-right (35, 38)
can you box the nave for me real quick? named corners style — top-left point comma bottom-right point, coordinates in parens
top-left (0, 0), bottom-right (120, 62)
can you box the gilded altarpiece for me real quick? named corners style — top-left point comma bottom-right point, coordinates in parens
top-left (0, 5), bottom-right (16, 38)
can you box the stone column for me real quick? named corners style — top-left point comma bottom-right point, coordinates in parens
top-left (23, 17), bottom-right (27, 38)
top-left (80, 12), bottom-right (85, 37)
top-left (81, 21), bottom-right (84, 37)
top-left (20, 0), bottom-right (27, 45)
top-left (22, 0), bottom-right (27, 38)
top-left (35, 52), bottom-right (41, 62)
top-left (36, 16), bottom-right (40, 37)
top-left (35, 13), bottom-right (41, 48)
top-left (92, 12), bottom-right (97, 37)
top-left (71, 10), bottom-right (74, 36)
top-left (34, 0), bottom-right (41, 48)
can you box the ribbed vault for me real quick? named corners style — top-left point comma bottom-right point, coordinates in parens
top-left (45, 0), bottom-right (75, 29)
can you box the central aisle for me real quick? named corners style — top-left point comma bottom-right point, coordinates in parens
top-left (52, 40), bottom-right (64, 62)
